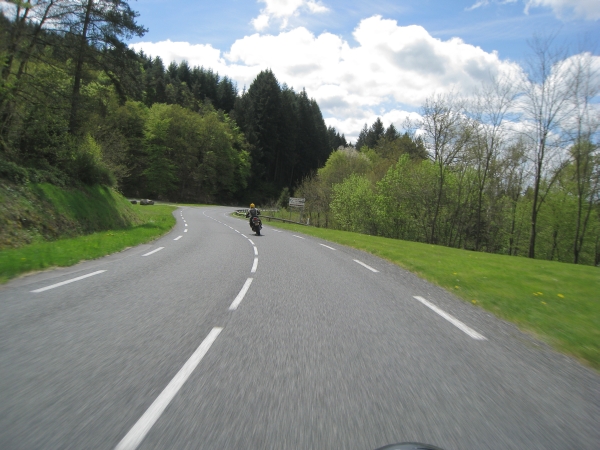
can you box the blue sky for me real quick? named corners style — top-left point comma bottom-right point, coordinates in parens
top-left (129, 0), bottom-right (599, 140)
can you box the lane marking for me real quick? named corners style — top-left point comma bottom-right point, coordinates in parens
top-left (241, 234), bottom-right (248, 238)
top-left (353, 259), bottom-right (379, 272)
top-left (229, 278), bottom-right (253, 310)
top-left (31, 270), bottom-right (106, 293)
top-left (174, 236), bottom-right (182, 241)
top-left (292, 235), bottom-right (305, 239)
top-left (114, 327), bottom-right (223, 450)
top-left (251, 257), bottom-right (258, 273)
top-left (320, 244), bottom-right (336, 250)
top-left (142, 247), bottom-right (164, 257)
top-left (235, 230), bottom-right (240, 233)
top-left (413, 296), bottom-right (487, 340)
top-left (248, 239), bottom-right (255, 245)
top-left (185, 224), bottom-right (188, 227)
top-left (184, 229), bottom-right (188, 233)
top-left (253, 246), bottom-right (258, 256)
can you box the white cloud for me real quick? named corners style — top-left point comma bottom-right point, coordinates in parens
top-left (466, 1), bottom-right (490, 11)
top-left (129, 40), bottom-right (228, 71)
top-left (252, 0), bottom-right (329, 31)
top-left (130, 16), bottom-right (526, 142)
top-left (525, 0), bottom-right (600, 20)
top-left (306, 0), bottom-right (329, 13)
top-left (252, 14), bottom-right (270, 31)
top-left (466, 0), bottom-right (599, 19)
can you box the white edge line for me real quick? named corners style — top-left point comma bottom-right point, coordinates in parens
top-left (320, 244), bottom-right (336, 250)
top-left (253, 246), bottom-right (258, 256)
top-left (292, 235), bottom-right (305, 239)
top-left (413, 296), bottom-right (486, 340)
top-left (174, 236), bottom-right (182, 241)
top-left (251, 257), bottom-right (258, 273)
top-left (353, 259), bottom-right (379, 273)
top-left (114, 327), bottom-right (223, 450)
top-left (229, 278), bottom-right (253, 310)
top-left (142, 247), bottom-right (164, 257)
top-left (248, 239), bottom-right (255, 245)
top-left (31, 270), bottom-right (106, 293)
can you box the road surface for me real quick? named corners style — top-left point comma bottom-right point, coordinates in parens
top-left (0, 206), bottom-right (598, 449)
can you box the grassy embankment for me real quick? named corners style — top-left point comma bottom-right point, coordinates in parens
top-left (256, 218), bottom-right (600, 370)
top-left (0, 182), bottom-right (176, 283)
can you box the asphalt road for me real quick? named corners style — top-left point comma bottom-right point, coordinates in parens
top-left (0, 206), bottom-right (598, 450)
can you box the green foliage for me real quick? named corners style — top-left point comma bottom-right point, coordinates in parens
top-left (0, 181), bottom-right (141, 249)
top-left (139, 103), bottom-right (251, 202)
top-left (0, 204), bottom-right (176, 283)
top-left (331, 174), bottom-right (376, 233)
top-left (233, 71), bottom-right (333, 198)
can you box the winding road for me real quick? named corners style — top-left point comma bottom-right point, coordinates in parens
top-left (0, 206), bottom-right (598, 449)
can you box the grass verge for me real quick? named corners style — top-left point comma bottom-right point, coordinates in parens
top-left (0, 205), bottom-right (176, 283)
top-left (259, 219), bottom-right (600, 370)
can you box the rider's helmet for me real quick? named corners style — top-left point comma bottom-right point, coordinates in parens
top-left (250, 203), bottom-right (255, 208)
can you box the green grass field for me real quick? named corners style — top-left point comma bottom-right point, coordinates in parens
top-left (257, 219), bottom-right (600, 370)
top-left (0, 205), bottom-right (176, 283)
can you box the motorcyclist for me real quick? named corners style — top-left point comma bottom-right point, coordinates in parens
top-left (245, 203), bottom-right (260, 229)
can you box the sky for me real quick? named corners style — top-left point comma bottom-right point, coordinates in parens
top-left (128, 0), bottom-right (600, 142)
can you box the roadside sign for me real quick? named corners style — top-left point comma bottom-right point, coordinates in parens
top-left (288, 197), bottom-right (305, 207)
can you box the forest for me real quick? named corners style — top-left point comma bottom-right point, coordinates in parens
top-left (296, 48), bottom-right (600, 266)
top-left (1, 1), bottom-right (598, 266)
top-left (0, 0), bottom-right (342, 203)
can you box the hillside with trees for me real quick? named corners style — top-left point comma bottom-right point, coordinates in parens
top-left (0, 1), bottom-right (341, 205)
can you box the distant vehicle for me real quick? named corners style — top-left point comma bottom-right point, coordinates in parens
top-left (250, 215), bottom-right (262, 236)
top-left (139, 199), bottom-right (154, 205)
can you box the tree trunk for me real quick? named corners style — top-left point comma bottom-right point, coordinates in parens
top-left (69, 0), bottom-right (94, 134)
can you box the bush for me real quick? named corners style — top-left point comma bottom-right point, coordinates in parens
top-left (0, 159), bottom-right (29, 184)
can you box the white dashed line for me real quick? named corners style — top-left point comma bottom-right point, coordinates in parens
top-left (251, 257), bottom-right (258, 273)
top-left (185, 224), bottom-right (188, 227)
top-left (229, 278), bottom-right (253, 310)
top-left (241, 234), bottom-right (248, 238)
top-left (142, 247), bottom-right (164, 257)
top-left (31, 270), bottom-right (106, 293)
top-left (353, 259), bottom-right (379, 272)
top-left (114, 328), bottom-right (223, 450)
top-left (248, 239), bottom-right (255, 245)
top-left (174, 236), bottom-right (182, 241)
top-left (320, 244), bottom-right (336, 250)
top-left (235, 230), bottom-right (240, 233)
top-left (253, 246), bottom-right (258, 256)
top-left (413, 296), bottom-right (487, 340)
top-left (184, 229), bottom-right (188, 233)
top-left (292, 235), bottom-right (305, 239)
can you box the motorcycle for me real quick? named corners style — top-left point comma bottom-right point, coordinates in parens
top-left (250, 215), bottom-right (262, 236)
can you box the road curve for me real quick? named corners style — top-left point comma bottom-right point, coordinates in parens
top-left (0, 206), bottom-right (598, 450)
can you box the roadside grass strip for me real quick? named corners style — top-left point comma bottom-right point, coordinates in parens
top-left (260, 221), bottom-right (600, 370)
top-left (1, 205), bottom-right (177, 284)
